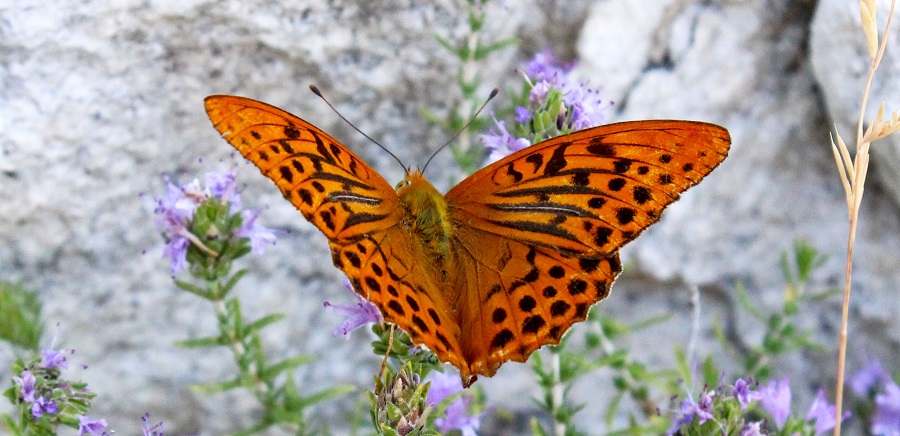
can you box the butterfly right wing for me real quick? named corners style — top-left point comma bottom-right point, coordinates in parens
top-left (205, 95), bottom-right (402, 242)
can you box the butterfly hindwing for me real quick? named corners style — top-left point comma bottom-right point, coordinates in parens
top-left (205, 96), bottom-right (402, 243)
top-left (334, 227), bottom-right (470, 376)
top-left (450, 223), bottom-right (621, 379)
top-left (446, 120), bottom-right (730, 257)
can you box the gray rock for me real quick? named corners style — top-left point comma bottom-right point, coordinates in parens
top-left (0, 0), bottom-right (897, 434)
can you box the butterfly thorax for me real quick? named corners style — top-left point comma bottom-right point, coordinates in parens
top-left (396, 172), bottom-right (454, 269)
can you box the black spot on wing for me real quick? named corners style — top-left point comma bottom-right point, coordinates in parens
top-left (525, 153), bottom-right (543, 172)
top-left (543, 143), bottom-right (569, 175)
top-left (284, 126), bottom-right (301, 139)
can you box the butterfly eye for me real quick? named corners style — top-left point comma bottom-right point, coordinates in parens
top-left (396, 180), bottom-right (411, 189)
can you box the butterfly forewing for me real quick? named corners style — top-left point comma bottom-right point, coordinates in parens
top-left (446, 120), bottom-right (731, 257)
top-left (205, 96), bottom-right (402, 242)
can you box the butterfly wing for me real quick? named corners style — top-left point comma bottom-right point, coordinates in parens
top-left (450, 224), bottom-right (622, 380)
top-left (205, 96), bottom-right (471, 375)
top-left (447, 120), bottom-right (730, 257)
top-left (205, 96), bottom-right (402, 242)
top-left (335, 227), bottom-right (471, 378)
top-left (446, 120), bottom-right (730, 378)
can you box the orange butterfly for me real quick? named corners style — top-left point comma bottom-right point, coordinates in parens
top-left (204, 95), bottom-right (730, 387)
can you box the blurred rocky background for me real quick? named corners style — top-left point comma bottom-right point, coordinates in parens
top-left (1, 0), bottom-right (898, 433)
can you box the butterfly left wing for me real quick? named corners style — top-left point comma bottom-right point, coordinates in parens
top-left (205, 96), bottom-right (402, 242)
top-left (445, 120), bottom-right (730, 379)
top-left (446, 120), bottom-right (730, 258)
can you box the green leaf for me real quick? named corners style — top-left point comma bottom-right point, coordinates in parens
top-left (0, 281), bottom-right (43, 350)
top-left (473, 37), bottom-right (519, 60)
top-left (191, 376), bottom-right (245, 394)
top-left (175, 336), bottom-right (226, 348)
top-left (299, 384), bottom-right (357, 409)
top-left (245, 313), bottom-right (286, 334)
top-left (735, 281), bottom-right (766, 320)
top-left (174, 279), bottom-right (211, 299)
top-left (222, 268), bottom-right (249, 294)
top-left (260, 355), bottom-right (316, 379)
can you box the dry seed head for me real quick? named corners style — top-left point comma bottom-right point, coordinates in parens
top-left (860, 0), bottom-right (879, 59)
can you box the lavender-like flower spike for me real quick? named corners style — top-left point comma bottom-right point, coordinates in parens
top-left (666, 381), bottom-right (717, 436)
top-left (206, 169), bottom-right (241, 212)
top-left (152, 168), bottom-right (275, 273)
top-left (40, 325), bottom-right (69, 369)
top-left (806, 388), bottom-right (849, 434)
top-left (141, 412), bottom-right (165, 436)
top-left (524, 48), bottom-right (570, 81)
top-left (77, 415), bottom-right (108, 436)
top-left (740, 421), bottom-right (764, 436)
top-left (480, 116), bottom-right (530, 164)
top-left (31, 396), bottom-right (58, 418)
top-left (849, 357), bottom-right (890, 396)
top-left (424, 371), bottom-right (482, 436)
top-left (732, 378), bottom-right (762, 410)
top-left (13, 369), bottom-right (36, 403)
top-left (759, 377), bottom-right (792, 429)
top-left (872, 381), bottom-right (900, 435)
top-left (323, 279), bottom-right (382, 336)
top-left (235, 209), bottom-right (276, 254)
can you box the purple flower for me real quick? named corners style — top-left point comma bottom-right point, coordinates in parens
top-left (13, 370), bottom-right (36, 403)
top-left (480, 116), bottom-right (531, 163)
top-left (40, 348), bottom-right (68, 369)
top-left (523, 48), bottom-right (571, 81)
top-left (667, 387), bottom-right (716, 435)
top-left (850, 358), bottom-right (891, 396)
top-left (323, 279), bottom-right (382, 336)
top-left (733, 378), bottom-right (762, 410)
top-left (741, 421), bottom-right (764, 436)
top-left (41, 328), bottom-right (69, 369)
top-left (528, 80), bottom-right (553, 107)
top-left (565, 86), bottom-right (607, 130)
top-left (31, 396), bottom-right (57, 418)
top-left (77, 415), bottom-right (108, 436)
top-left (806, 388), bottom-right (849, 434)
top-left (425, 371), bottom-right (481, 436)
top-left (522, 50), bottom-right (608, 133)
top-left (872, 382), bottom-right (900, 435)
top-left (514, 106), bottom-right (531, 124)
top-left (152, 169), bottom-right (274, 273)
top-left (141, 412), bottom-right (164, 436)
top-left (235, 209), bottom-right (276, 254)
top-left (760, 377), bottom-right (792, 429)
top-left (161, 236), bottom-right (189, 273)
top-left (153, 175), bottom-right (201, 273)
top-left (205, 170), bottom-right (241, 212)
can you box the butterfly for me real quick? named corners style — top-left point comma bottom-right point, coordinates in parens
top-left (204, 95), bottom-right (730, 387)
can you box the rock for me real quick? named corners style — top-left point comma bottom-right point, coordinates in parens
top-left (0, 1), bottom-right (897, 434)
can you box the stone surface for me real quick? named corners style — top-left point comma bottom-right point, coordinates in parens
top-left (0, 0), bottom-right (898, 434)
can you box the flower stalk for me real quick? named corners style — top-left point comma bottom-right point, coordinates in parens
top-left (830, 1), bottom-right (899, 433)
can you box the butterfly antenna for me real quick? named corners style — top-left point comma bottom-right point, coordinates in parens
top-left (309, 85), bottom-right (408, 174)
top-left (421, 87), bottom-right (499, 174)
